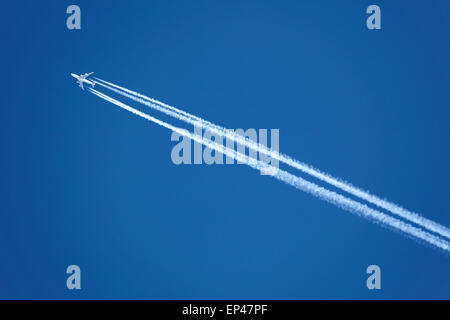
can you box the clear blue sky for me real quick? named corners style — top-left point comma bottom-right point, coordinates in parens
top-left (1, 0), bottom-right (450, 299)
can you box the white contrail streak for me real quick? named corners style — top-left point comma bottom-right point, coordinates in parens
top-left (93, 77), bottom-right (450, 240)
top-left (88, 87), bottom-right (450, 253)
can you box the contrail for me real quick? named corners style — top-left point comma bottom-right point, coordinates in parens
top-left (93, 77), bottom-right (450, 241)
top-left (88, 87), bottom-right (450, 253)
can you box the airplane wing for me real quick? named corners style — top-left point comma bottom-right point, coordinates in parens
top-left (81, 72), bottom-right (94, 78)
top-left (79, 81), bottom-right (84, 90)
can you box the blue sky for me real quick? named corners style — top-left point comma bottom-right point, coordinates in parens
top-left (1, 1), bottom-right (450, 299)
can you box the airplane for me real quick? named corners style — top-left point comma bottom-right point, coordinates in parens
top-left (71, 72), bottom-right (95, 90)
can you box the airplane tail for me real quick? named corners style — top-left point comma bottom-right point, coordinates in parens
top-left (92, 82), bottom-right (95, 88)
